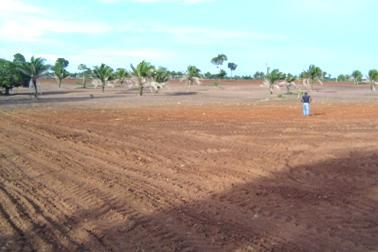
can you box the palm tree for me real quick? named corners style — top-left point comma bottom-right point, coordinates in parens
top-left (130, 61), bottom-right (155, 96)
top-left (148, 67), bottom-right (170, 93)
top-left (227, 62), bottom-right (237, 78)
top-left (78, 64), bottom-right (91, 88)
top-left (53, 58), bottom-right (69, 88)
top-left (92, 63), bottom-right (114, 93)
top-left (351, 70), bottom-right (363, 86)
top-left (184, 65), bottom-right (201, 89)
top-left (115, 68), bottom-right (129, 87)
top-left (264, 69), bottom-right (285, 94)
top-left (301, 65), bottom-right (323, 89)
top-left (284, 73), bottom-right (297, 94)
top-left (368, 69), bottom-right (378, 92)
top-left (17, 56), bottom-right (49, 98)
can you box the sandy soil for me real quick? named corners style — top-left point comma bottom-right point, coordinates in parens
top-left (0, 80), bottom-right (377, 251)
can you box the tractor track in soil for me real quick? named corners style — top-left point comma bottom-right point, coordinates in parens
top-left (0, 104), bottom-right (377, 251)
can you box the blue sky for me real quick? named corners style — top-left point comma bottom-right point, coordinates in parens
top-left (0, 0), bottom-right (377, 77)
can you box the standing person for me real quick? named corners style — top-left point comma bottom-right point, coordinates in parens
top-left (301, 92), bottom-right (311, 116)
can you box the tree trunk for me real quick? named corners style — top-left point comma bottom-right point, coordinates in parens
top-left (33, 79), bottom-right (38, 98)
top-left (59, 79), bottom-right (62, 88)
top-left (102, 81), bottom-right (105, 93)
top-left (138, 78), bottom-right (144, 96)
top-left (4, 87), bottom-right (10, 95)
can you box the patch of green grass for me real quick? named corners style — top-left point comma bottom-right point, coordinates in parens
top-left (213, 81), bottom-right (222, 88)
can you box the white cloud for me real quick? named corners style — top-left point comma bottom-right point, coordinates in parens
top-left (0, 0), bottom-right (45, 14)
top-left (0, 16), bottom-right (112, 43)
top-left (38, 54), bottom-right (61, 63)
top-left (69, 48), bottom-right (178, 67)
top-left (85, 48), bottom-right (176, 60)
top-left (136, 24), bottom-right (287, 45)
top-left (286, 0), bottom-right (373, 13)
top-left (98, 0), bottom-right (213, 4)
top-left (0, 0), bottom-right (112, 43)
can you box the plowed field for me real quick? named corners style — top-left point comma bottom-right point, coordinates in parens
top-left (0, 103), bottom-right (377, 251)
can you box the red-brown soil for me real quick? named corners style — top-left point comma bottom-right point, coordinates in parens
top-left (1, 102), bottom-right (377, 251)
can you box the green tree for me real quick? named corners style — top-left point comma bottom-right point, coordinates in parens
top-left (12, 53), bottom-right (29, 87)
top-left (184, 65), bottom-right (201, 89)
top-left (130, 61), bottom-right (155, 96)
top-left (227, 62), bottom-right (237, 78)
top-left (368, 69), bottom-right (378, 91)
top-left (0, 59), bottom-right (23, 95)
top-left (92, 63), bottom-right (114, 93)
top-left (17, 56), bottom-right (49, 98)
top-left (115, 68), bottom-right (129, 86)
top-left (301, 65), bottom-right (323, 89)
top-left (337, 74), bottom-right (349, 82)
top-left (218, 69), bottom-right (227, 79)
top-left (169, 71), bottom-right (184, 80)
top-left (53, 58), bottom-right (69, 88)
top-left (265, 69), bottom-right (285, 94)
top-left (153, 67), bottom-right (170, 83)
top-left (204, 72), bottom-right (213, 79)
top-left (211, 54), bottom-right (228, 76)
top-left (78, 64), bottom-right (91, 88)
top-left (351, 70), bottom-right (363, 86)
top-left (253, 71), bottom-right (265, 80)
top-left (13, 53), bottom-right (26, 65)
top-left (284, 73), bottom-right (297, 94)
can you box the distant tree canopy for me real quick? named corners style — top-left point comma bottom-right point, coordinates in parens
top-left (351, 70), bottom-right (363, 85)
top-left (0, 59), bottom-right (24, 95)
top-left (169, 71), bottom-right (184, 80)
top-left (337, 74), bottom-right (350, 82)
top-left (218, 69), bottom-right (227, 79)
top-left (13, 53), bottom-right (26, 65)
top-left (211, 54), bottom-right (228, 77)
top-left (92, 63), bottom-right (114, 93)
top-left (115, 68), bottom-right (129, 86)
top-left (301, 65), bottom-right (323, 88)
top-left (12, 53), bottom-right (29, 87)
top-left (227, 62), bottom-right (237, 78)
top-left (5, 52), bottom-right (378, 98)
top-left (53, 58), bottom-right (70, 88)
top-left (130, 60), bottom-right (155, 96)
top-left (282, 73), bottom-right (297, 94)
top-left (253, 71), bottom-right (265, 80)
top-left (265, 69), bottom-right (286, 94)
top-left (17, 56), bottom-right (49, 98)
top-left (185, 65), bottom-right (201, 88)
top-left (153, 67), bottom-right (170, 83)
top-left (368, 69), bottom-right (378, 91)
top-left (78, 64), bottom-right (92, 88)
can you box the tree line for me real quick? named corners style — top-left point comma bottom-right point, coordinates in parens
top-left (1, 52), bottom-right (378, 97)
